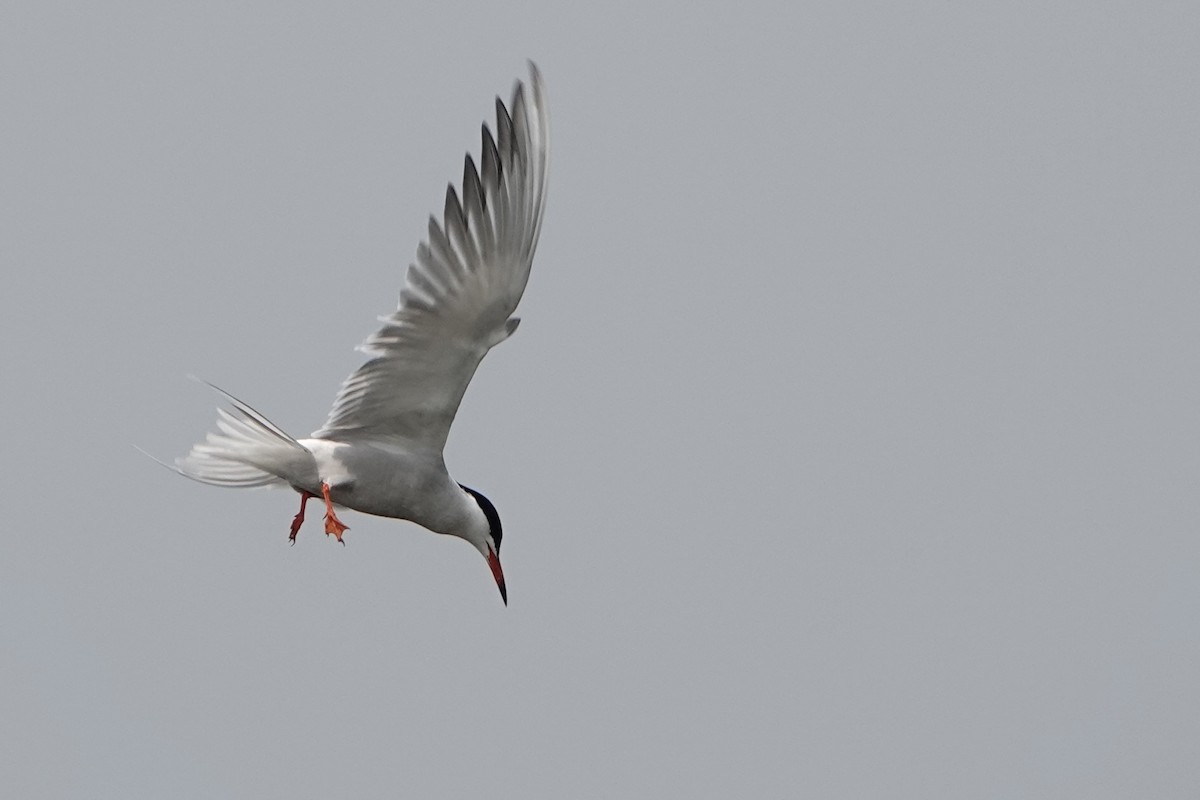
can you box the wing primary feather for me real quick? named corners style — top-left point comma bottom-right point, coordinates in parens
top-left (480, 124), bottom-right (508, 247)
top-left (509, 86), bottom-right (534, 259)
top-left (462, 154), bottom-right (492, 256)
top-left (464, 154), bottom-right (485, 212)
top-left (495, 96), bottom-right (515, 171)
top-left (426, 214), bottom-right (466, 285)
top-left (510, 84), bottom-right (529, 159)
top-left (443, 183), bottom-right (478, 276)
top-left (444, 182), bottom-right (466, 229)
top-left (481, 124), bottom-right (502, 191)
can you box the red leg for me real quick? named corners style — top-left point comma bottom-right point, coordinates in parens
top-left (289, 491), bottom-right (313, 544)
top-left (321, 482), bottom-right (349, 544)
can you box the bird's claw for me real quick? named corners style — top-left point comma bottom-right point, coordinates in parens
top-left (324, 514), bottom-right (349, 544)
top-left (319, 482), bottom-right (348, 545)
top-left (288, 491), bottom-right (313, 544)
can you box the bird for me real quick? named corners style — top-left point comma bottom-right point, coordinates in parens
top-left (156, 63), bottom-right (550, 605)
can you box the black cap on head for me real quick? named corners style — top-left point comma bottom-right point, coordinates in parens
top-left (459, 484), bottom-right (502, 551)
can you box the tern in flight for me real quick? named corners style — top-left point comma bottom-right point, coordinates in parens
top-left (160, 63), bottom-right (549, 605)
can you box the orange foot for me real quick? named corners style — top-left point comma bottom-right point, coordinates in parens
top-left (289, 491), bottom-right (313, 544)
top-left (321, 482), bottom-right (349, 545)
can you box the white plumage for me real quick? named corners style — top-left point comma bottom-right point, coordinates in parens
top-left (164, 63), bottom-right (550, 605)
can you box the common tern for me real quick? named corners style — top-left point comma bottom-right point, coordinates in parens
top-left (159, 63), bottom-right (549, 605)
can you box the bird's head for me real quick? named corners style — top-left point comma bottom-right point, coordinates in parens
top-left (458, 484), bottom-right (507, 605)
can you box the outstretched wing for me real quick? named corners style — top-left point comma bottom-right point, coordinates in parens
top-left (311, 63), bottom-right (549, 451)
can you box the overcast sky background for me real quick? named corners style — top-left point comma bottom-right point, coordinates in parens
top-left (3, 2), bottom-right (1199, 797)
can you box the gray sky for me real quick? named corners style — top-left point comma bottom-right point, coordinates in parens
top-left (3, 2), bottom-right (1199, 797)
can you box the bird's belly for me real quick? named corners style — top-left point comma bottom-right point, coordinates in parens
top-left (301, 438), bottom-right (452, 528)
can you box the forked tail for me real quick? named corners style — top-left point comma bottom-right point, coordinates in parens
top-left (169, 380), bottom-right (318, 488)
